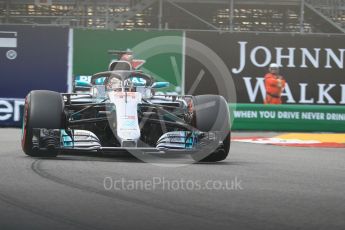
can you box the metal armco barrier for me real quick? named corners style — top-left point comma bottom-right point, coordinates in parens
top-left (230, 104), bottom-right (345, 132)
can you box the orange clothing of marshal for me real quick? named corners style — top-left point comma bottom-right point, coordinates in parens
top-left (264, 73), bottom-right (286, 104)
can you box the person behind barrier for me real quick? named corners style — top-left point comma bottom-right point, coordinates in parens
top-left (264, 63), bottom-right (286, 104)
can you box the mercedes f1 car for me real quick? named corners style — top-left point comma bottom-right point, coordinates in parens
top-left (21, 51), bottom-right (230, 162)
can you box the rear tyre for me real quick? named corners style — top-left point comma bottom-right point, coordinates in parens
top-left (21, 90), bottom-right (64, 157)
top-left (191, 95), bottom-right (231, 162)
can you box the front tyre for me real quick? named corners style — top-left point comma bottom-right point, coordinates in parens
top-left (191, 95), bottom-right (231, 162)
top-left (21, 90), bottom-right (64, 157)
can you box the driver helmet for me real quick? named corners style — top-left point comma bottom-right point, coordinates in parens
top-left (124, 79), bottom-right (135, 92)
top-left (106, 77), bottom-right (122, 91)
top-left (124, 79), bottom-right (133, 88)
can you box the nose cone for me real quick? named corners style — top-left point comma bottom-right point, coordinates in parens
top-left (107, 91), bottom-right (142, 146)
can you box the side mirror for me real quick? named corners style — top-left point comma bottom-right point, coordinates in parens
top-left (152, 82), bottom-right (170, 89)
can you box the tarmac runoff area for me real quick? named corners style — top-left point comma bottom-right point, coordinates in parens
top-left (0, 128), bottom-right (344, 230)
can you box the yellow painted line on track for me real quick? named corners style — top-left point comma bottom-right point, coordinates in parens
top-left (276, 133), bottom-right (345, 144)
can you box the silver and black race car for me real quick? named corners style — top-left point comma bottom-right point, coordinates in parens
top-left (21, 52), bottom-right (230, 162)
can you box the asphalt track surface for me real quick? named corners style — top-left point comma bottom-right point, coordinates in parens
top-left (0, 128), bottom-right (344, 230)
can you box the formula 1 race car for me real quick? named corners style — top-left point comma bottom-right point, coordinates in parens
top-left (21, 51), bottom-right (230, 162)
